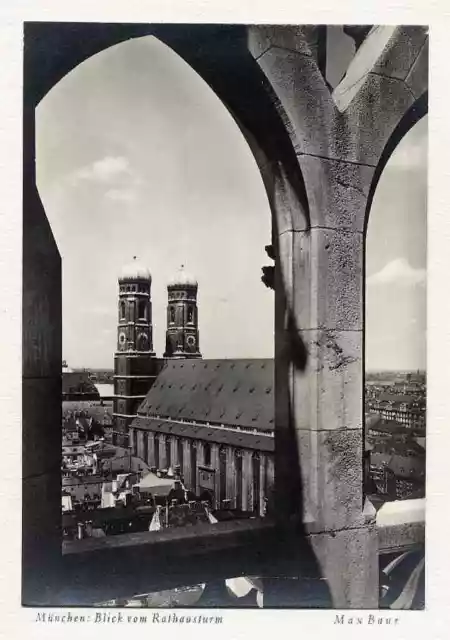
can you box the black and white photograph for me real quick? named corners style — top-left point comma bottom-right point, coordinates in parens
top-left (20, 20), bottom-right (428, 614)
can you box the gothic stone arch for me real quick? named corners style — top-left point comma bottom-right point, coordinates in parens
top-left (23, 24), bottom-right (427, 608)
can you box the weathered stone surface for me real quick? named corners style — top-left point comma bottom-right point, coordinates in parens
top-left (313, 429), bottom-right (364, 530)
top-left (257, 42), bottom-right (421, 169)
top-left (276, 229), bottom-right (310, 330)
top-left (372, 26), bottom-right (428, 81)
top-left (277, 227), bottom-right (363, 332)
top-left (346, 73), bottom-right (416, 165)
top-left (256, 47), bottom-right (334, 157)
top-left (273, 423), bottom-right (364, 531)
top-left (22, 376), bottom-right (61, 479)
top-left (309, 525), bottom-right (378, 608)
top-left (296, 328), bottom-right (363, 432)
top-left (332, 26), bottom-right (396, 112)
top-left (309, 227), bottom-right (363, 331)
top-left (299, 154), bottom-right (374, 232)
top-left (248, 25), bottom-right (322, 61)
top-left (271, 163), bottom-right (309, 235)
top-left (404, 38), bottom-right (428, 100)
top-left (287, 427), bottom-right (364, 532)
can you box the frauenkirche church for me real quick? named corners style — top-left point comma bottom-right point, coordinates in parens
top-left (113, 259), bottom-right (274, 517)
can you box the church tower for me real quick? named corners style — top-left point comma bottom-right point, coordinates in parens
top-left (113, 259), bottom-right (159, 443)
top-left (164, 266), bottom-right (202, 359)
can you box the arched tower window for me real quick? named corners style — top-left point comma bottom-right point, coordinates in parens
top-left (138, 299), bottom-right (147, 320)
top-left (119, 301), bottom-right (126, 320)
top-left (170, 307), bottom-right (175, 324)
top-left (187, 306), bottom-right (194, 324)
top-left (204, 443), bottom-right (211, 466)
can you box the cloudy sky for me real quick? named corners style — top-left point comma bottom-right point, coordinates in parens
top-left (36, 30), bottom-right (426, 371)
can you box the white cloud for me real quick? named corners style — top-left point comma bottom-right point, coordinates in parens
top-left (387, 119), bottom-right (428, 170)
top-left (69, 156), bottom-right (132, 184)
top-left (367, 258), bottom-right (426, 286)
top-left (388, 141), bottom-right (427, 170)
top-left (105, 188), bottom-right (137, 203)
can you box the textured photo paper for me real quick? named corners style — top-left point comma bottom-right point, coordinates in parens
top-left (1, 1), bottom-right (449, 638)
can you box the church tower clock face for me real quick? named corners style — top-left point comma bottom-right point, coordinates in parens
top-left (164, 267), bottom-right (201, 359)
top-left (118, 331), bottom-right (127, 350)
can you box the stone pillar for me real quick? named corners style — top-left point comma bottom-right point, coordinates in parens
top-left (196, 441), bottom-right (205, 495)
top-left (136, 430), bottom-right (144, 460)
top-left (266, 456), bottom-right (275, 495)
top-left (225, 446), bottom-right (237, 508)
top-left (241, 450), bottom-right (254, 512)
top-left (159, 434), bottom-right (167, 470)
top-left (259, 454), bottom-right (267, 516)
top-left (128, 428), bottom-right (135, 456)
top-left (147, 432), bottom-right (156, 468)
top-left (170, 436), bottom-right (179, 470)
top-left (211, 444), bottom-right (221, 507)
top-left (246, 23), bottom-right (429, 608)
top-left (22, 102), bottom-right (62, 605)
top-left (182, 439), bottom-right (192, 490)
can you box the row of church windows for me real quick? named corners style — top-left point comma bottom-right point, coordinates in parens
top-left (119, 302), bottom-right (195, 324)
top-left (169, 306), bottom-right (195, 324)
top-left (120, 284), bottom-right (149, 294)
top-left (119, 300), bottom-right (149, 321)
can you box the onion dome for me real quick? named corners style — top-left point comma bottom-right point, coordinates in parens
top-left (119, 257), bottom-right (151, 282)
top-left (167, 265), bottom-right (198, 289)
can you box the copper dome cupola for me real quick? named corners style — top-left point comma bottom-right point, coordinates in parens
top-left (119, 256), bottom-right (152, 282)
top-left (167, 265), bottom-right (198, 289)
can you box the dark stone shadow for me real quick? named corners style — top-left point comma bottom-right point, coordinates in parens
top-left (261, 224), bottom-right (333, 608)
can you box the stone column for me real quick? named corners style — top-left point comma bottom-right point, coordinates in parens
top-left (246, 23), bottom-right (429, 608)
top-left (147, 432), bottom-right (156, 468)
top-left (22, 133), bottom-right (62, 602)
top-left (241, 450), bottom-right (254, 512)
top-left (266, 455), bottom-right (275, 495)
top-left (182, 439), bottom-right (192, 490)
top-left (211, 444), bottom-right (221, 508)
top-left (128, 428), bottom-right (135, 456)
top-left (159, 434), bottom-right (167, 470)
top-left (195, 441), bottom-right (205, 495)
top-left (225, 446), bottom-right (237, 508)
top-left (170, 436), bottom-right (179, 470)
top-left (136, 430), bottom-right (144, 460)
top-left (259, 453), bottom-right (267, 516)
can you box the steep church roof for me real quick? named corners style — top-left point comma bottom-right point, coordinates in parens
top-left (136, 359), bottom-right (274, 433)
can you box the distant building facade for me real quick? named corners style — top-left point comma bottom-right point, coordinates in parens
top-left (111, 261), bottom-right (274, 516)
top-left (130, 359), bottom-right (275, 516)
top-left (62, 363), bottom-right (100, 401)
top-left (365, 414), bottom-right (426, 501)
top-left (367, 393), bottom-right (425, 431)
